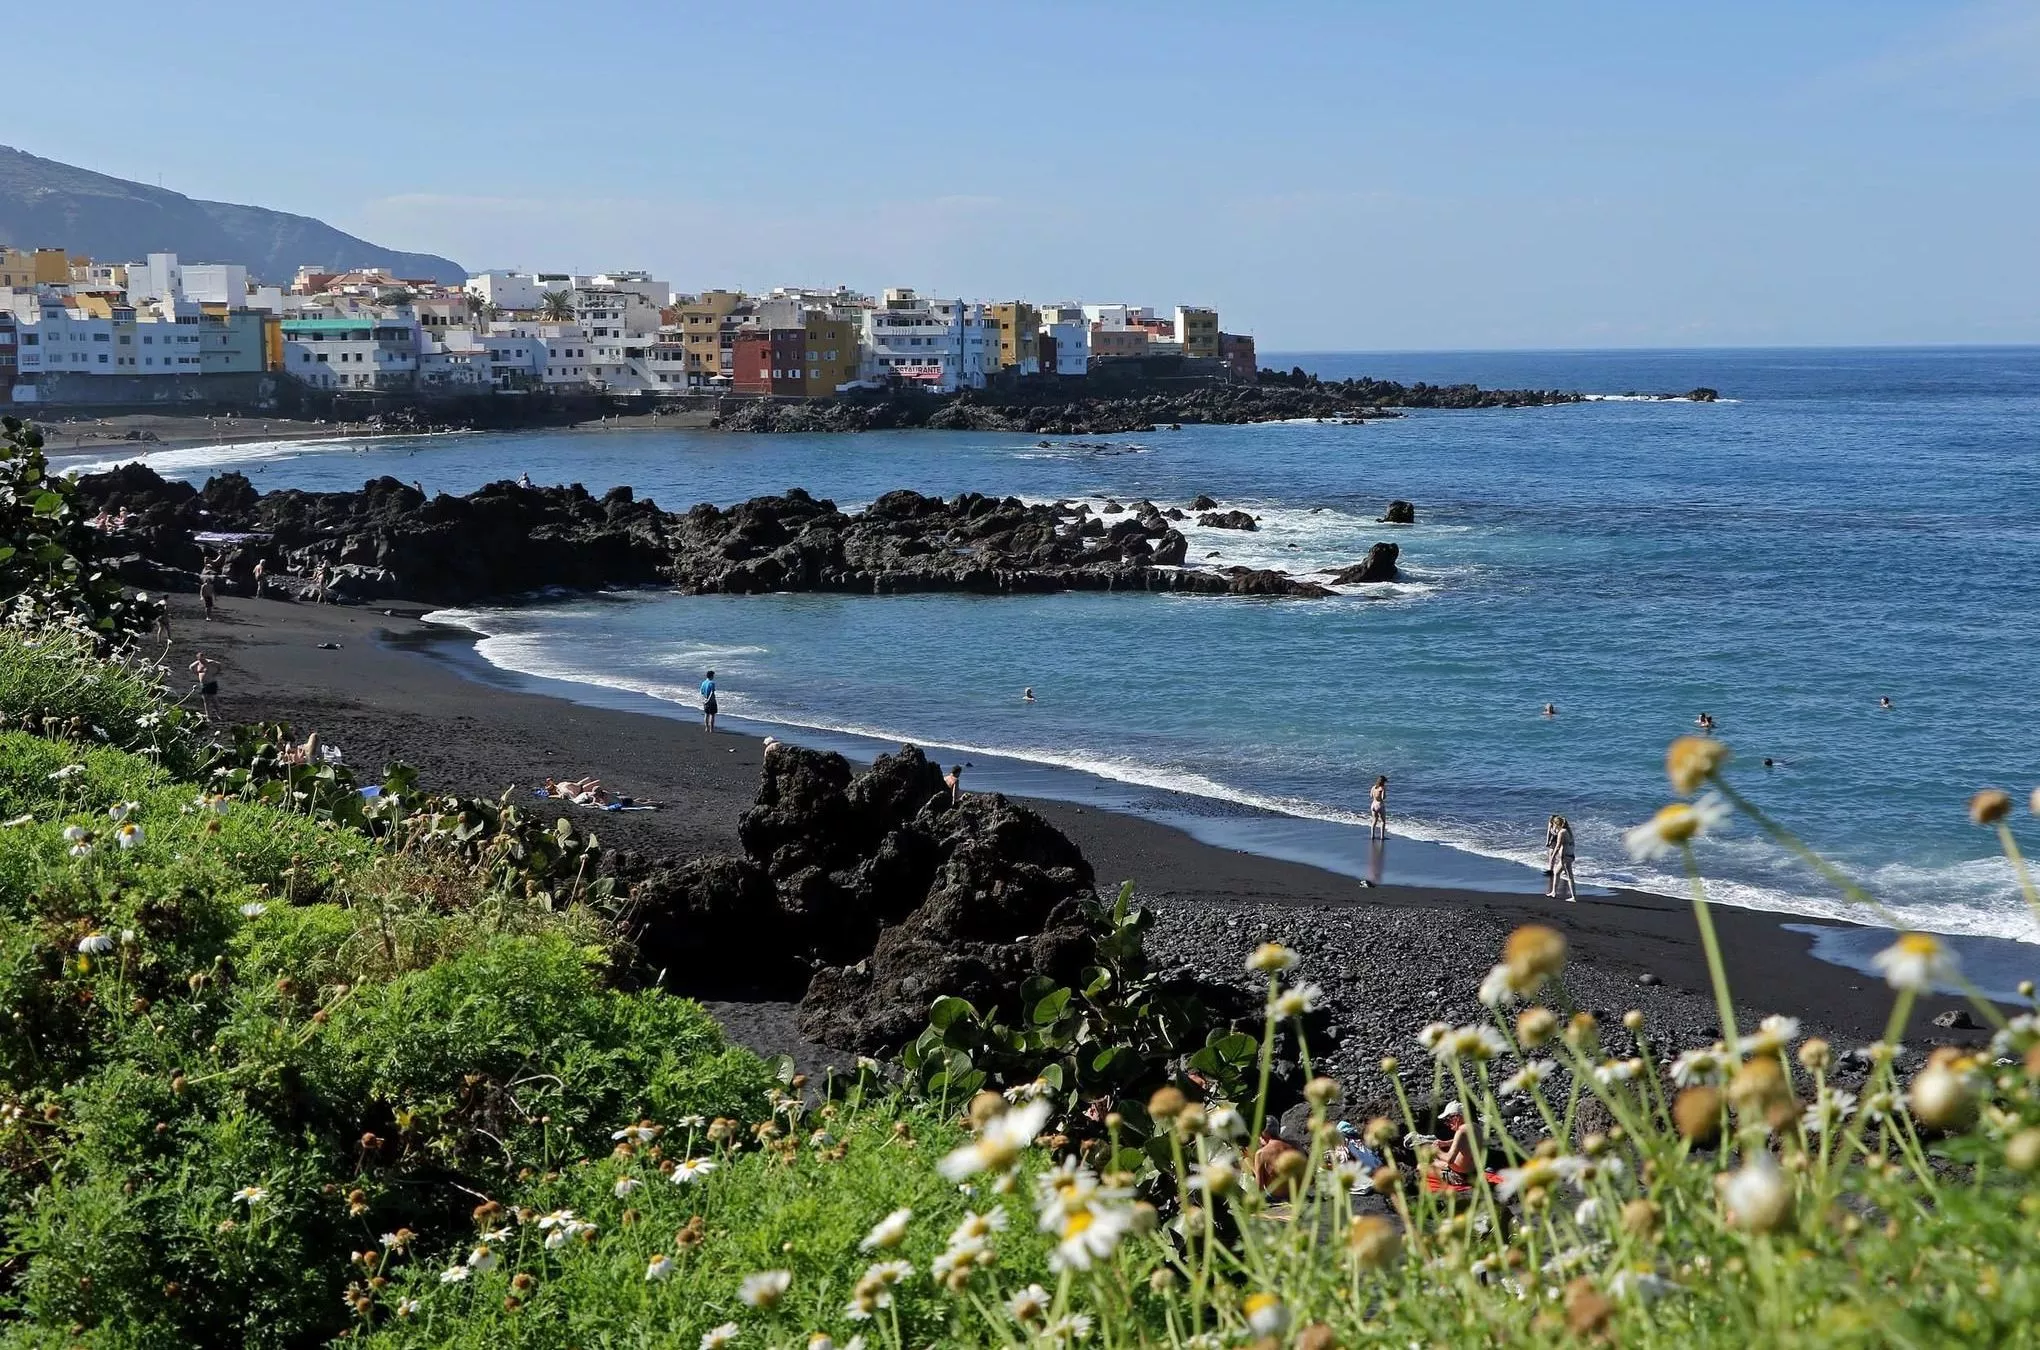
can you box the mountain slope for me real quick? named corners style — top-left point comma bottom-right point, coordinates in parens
top-left (0, 145), bottom-right (464, 285)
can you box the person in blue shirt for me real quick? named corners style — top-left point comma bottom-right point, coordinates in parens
top-left (699, 670), bottom-right (718, 732)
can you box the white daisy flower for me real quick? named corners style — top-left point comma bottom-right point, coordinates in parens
top-left (115, 822), bottom-right (143, 849)
top-left (239, 901), bottom-right (268, 918)
top-left (1268, 982), bottom-right (1323, 1018)
top-left (466, 1245), bottom-right (499, 1273)
top-left (1870, 932), bottom-right (1959, 994)
top-left (1005, 1283), bottom-right (1052, 1325)
top-left (1622, 793), bottom-right (1730, 861)
top-left (613, 1176), bottom-right (641, 1198)
top-left (439, 1265), bottom-right (469, 1284)
top-left (1670, 1046), bottom-right (1729, 1086)
top-left (938, 1098), bottom-right (1051, 1180)
top-left (1802, 1089), bottom-right (1857, 1136)
top-left (1502, 1060), bottom-right (1555, 1096)
top-left (231, 1185), bottom-right (268, 1205)
top-left (645, 1254), bottom-right (674, 1281)
top-left (700, 1323), bottom-right (740, 1350)
top-left (77, 932), bottom-right (116, 956)
top-left (670, 1157), bottom-right (717, 1185)
top-left (859, 1207), bottom-right (912, 1251)
top-left (738, 1269), bottom-right (791, 1308)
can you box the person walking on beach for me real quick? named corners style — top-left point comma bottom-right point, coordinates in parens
top-left (189, 653), bottom-right (219, 719)
top-left (1368, 775), bottom-right (1389, 840)
top-left (1548, 815), bottom-right (1578, 902)
top-left (311, 563), bottom-right (329, 605)
top-left (700, 669), bottom-right (718, 732)
top-left (251, 559), bottom-right (266, 599)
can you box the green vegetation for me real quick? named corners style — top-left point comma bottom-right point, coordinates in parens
top-left (1, 417), bottom-right (161, 640)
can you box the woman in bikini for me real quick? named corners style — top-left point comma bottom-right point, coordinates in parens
top-left (1550, 816), bottom-right (1579, 902)
top-left (1368, 775), bottom-right (1389, 840)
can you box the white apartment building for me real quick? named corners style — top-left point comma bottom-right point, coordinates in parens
top-left (1044, 320), bottom-right (1090, 375)
top-left (570, 286), bottom-right (662, 391)
top-left (859, 288), bottom-right (994, 393)
top-left (125, 253), bottom-right (250, 306)
top-left (466, 270), bottom-right (546, 311)
top-left (281, 316), bottom-right (420, 390)
top-left (466, 269), bottom-right (673, 314)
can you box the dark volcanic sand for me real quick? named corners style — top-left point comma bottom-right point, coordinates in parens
top-left (156, 592), bottom-right (1997, 1089)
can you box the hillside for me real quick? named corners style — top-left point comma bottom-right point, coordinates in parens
top-left (0, 144), bottom-right (464, 285)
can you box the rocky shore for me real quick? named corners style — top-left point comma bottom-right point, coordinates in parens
top-left (77, 465), bottom-right (1406, 604)
top-left (710, 375), bottom-right (1582, 435)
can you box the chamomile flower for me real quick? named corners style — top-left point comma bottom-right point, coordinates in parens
top-left (115, 822), bottom-right (143, 849)
top-left (613, 1176), bottom-right (641, 1198)
top-left (537, 1208), bottom-right (578, 1231)
top-left (1205, 1105), bottom-right (1247, 1140)
top-left (1005, 1283), bottom-right (1052, 1325)
top-left (239, 901), bottom-right (268, 918)
top-left (1433, 1024), bottom-right (1507, 1063)
top-left (611, 1122), bottom-right (661, 1145)
top-left (1478, 963), bottom-right (1518, 1008)
top-left (1417, 1021), bottom-right (1451, 1052)
top-left (1244, 1292), bottom-right (1290, 1336)
top-left (1802, 1090), bottom-right (1857, 1136)
top-left (1721, 1155), bottom-right (1793, 1232)
top-left (1246, 942), bottom-right (1299, 973)
top-left (1188, 1151), bottom-right (1241, 1197)
top-left (77, 932), bottom-right (116, 956)
top-left (1670, 1046), bottom-right (1729, 1086)
top-left (396, 1297), bottom-right (420, 1315)
top-left (1502, 1060), bottom-right (1555, 1096)
top-left (738, 1269), bottom-right (791, 1308)
top-left (700, 1323), bottom-right (740, 1350)
top-left (859, 1208), bottom-right (912, 1251)
top-left (1623, 793), bottom-right (1730, 861)
top-left (1269, 982), bottom-right (1323, 1018)
top-left (439, 1265), bottom-right (469, 1284)
top-left (947, 1209), bottom-right (1008, 1246)
top-left (938, 1098), bottom-right (1051, 1180)
top-left (1745, 1015), bottom-right (1801, 1055)
top-left (1870, 932), bottom-right (1959, 994)
top-left (645, 1254), bottom-right (674, 1282)
top-left (1041, 1313), bottom-right (1095, 1343)
top-left (670, 1157), bottom-right (717, 1185)
top-left (466, 1245), bottom-right (499, 1273)
top-left (231, 1185), bottom-right (268, 1206)
top-left (1665, 736), bottom-right (1730, 794)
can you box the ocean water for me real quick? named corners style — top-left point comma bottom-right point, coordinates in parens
top-left (56, 347), bottom-right (2040, 943)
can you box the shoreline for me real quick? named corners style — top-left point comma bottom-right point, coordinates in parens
top-left (154, 592), bottom-right (2023, 1071)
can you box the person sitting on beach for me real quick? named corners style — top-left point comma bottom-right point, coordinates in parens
top-left (1431, 1101), bottom-right (1477, 1187)
top-left (1254, 1124), bottom-right (1303, 1200)
top-left (943, 764), bottom-right (965, 804)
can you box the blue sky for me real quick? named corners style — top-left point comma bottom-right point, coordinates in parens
top-left (12, 1), bottom-right (2040, 349)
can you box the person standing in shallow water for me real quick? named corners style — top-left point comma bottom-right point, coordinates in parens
top-left (1369, 775), bottom-right (1389, 839)
top-left (699, 670), bottom-right (718, 732)
top-left (1548, 816), bottom-right (1578, 902)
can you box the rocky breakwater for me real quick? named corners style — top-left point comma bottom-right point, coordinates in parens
top-left (668, 488), bottom-right (1351, 598)
top-left (75, 466), bottom-right (1405, 603)
top-left (75, 463), bottom-right (671, 605)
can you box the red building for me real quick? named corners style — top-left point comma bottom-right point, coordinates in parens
top-left (732, 328), bottom-right (807, 395)
top-left (1219, 332), bottom-right (1258, 381)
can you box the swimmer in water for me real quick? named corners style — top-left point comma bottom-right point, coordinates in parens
top-left (1695, 711), bottom-right (1717, 734)
top-left (1542, 702), bottom-right (1557, 718)
top-left (1878, 696), bottom-right (1893, 711)
top-left (1023, 687), bottom-right (1035, 702)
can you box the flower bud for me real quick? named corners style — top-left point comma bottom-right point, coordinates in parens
top-left (1347, 1214), bottom-right (1402, 1269)
top-left (1673, 1087), bottom-right (1721, 1143)
top-left (1304, 1076), bottom-right (1341, 1108)
top-left (1516, 1007), bottom-right (1557, 1048)
top-left (1910, 1049), bottom-right (1981, 1130)
top-left (1147, 1086), bottom-right (1186, 1120)
top-left (2006, 1129), bottom-right (2040, 1173)
top-left (1970, 789), bottom-right (2012, 825)
top-left (1798, 1038), bottom-right (1831, 1072)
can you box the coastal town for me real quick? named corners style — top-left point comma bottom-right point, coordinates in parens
top-left (0, 244), bottom-right (1256, 406)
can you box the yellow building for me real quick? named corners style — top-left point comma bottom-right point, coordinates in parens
top-left (1174, 306), bottom-right (1220, 360)
top-left (989, 301), bottom-right (1039, 374)
top-left (801, 313), bottom-right (862, 396)
top-left (674, 289), bottom-right (744, 386)
top-left (0, 247), bottom-right (35, 288)
top-left (33, 248), bottom-right (78, 285)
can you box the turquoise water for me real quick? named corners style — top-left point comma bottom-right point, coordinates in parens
top-left (59, 348), bottom-right (2040, 941)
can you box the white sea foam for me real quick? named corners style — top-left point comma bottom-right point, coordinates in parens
top-left (1579, 393), bottom-right (1741, 404)
top-left (53, 431), bottom-right (473, 479)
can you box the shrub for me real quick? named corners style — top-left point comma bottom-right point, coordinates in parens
top-left (1, 417), bottom-right (161, 640)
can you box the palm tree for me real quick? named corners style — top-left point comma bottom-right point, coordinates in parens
top-left (540, 290), bottom-right (574, 321)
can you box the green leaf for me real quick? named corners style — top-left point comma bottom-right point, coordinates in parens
top-left (1029, 987), bottom-right (1072, 1025)
top-left (928, 995), bottom-right (978, 1029)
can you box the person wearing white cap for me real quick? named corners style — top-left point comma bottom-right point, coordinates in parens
top-left (1433, 1101), bottom-right (1476, 1187)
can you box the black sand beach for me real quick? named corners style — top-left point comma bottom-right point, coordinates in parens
top-left (157, 592), bottom-right (2005, 1084)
